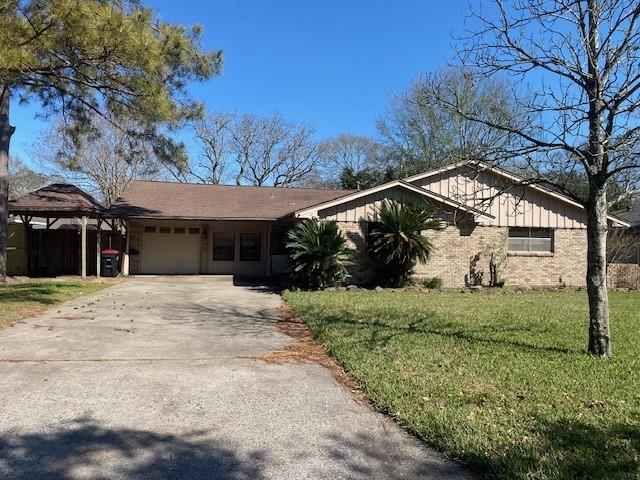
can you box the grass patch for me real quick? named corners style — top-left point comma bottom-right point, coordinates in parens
top-left (284, 289), bottom-right (640, 479)
top-left (0, 280), bottom-right (112, 329)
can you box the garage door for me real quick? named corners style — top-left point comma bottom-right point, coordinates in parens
top-left (141, 224), bottom-right (201, 274)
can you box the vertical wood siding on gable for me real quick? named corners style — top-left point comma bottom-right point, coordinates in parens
top-left (410, 166), bottom-right (587, 228)
top-left (316, 187), bottom-right (430, 223)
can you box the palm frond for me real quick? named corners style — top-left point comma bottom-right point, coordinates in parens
top-left (367, 200), bottom-right (443, 286)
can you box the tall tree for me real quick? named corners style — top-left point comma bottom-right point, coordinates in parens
top-left (35, 116), bottom-right (163, 206)
top-left (8, 156), bottom-right (46, 199)
top-left (432, 0), bottom-right (640, 358)
top-left (316, 134), bottom-right (392, 189)
top-left (186, 112), bottom-right (234, 184)
top-left (184, 112), bottom-right (319, 187)
top-left (377, 68), bottom-right (522, 176)
top-left (231, 113), bottom-right (318, 187)
top-left (0, 0), bottom-right (221, 278)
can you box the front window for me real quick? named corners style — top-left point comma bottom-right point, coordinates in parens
top-left (239, 233), bottom-right (261, 261)
top-left (508, 228), bottom-right (553, 253)
top-left (213, 232), bottom-right (235, 261)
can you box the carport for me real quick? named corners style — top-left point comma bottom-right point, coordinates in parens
top-left (8, 184), bottom-right (120, 277)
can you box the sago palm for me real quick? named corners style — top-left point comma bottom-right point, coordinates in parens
top-left (368, 200), bottom-right (442, 287)
top-left (286, 219), bottom-right (350, 290)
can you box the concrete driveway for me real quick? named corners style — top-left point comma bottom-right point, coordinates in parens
top-left (0, 276), bottom-right (472, 480)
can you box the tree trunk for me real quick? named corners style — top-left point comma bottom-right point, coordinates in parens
top-left (0, 85), bottom-right (15, 282)
top-left (586, 182), bottom-right (611, 358)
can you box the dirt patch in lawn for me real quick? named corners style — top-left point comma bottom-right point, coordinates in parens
top-left (246, 305), bottom-right (368, 404)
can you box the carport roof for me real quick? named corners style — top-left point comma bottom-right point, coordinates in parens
top-left (9, 183), bottom-right (105, 217)
top-left (107, 181), bottom-right (353, 220)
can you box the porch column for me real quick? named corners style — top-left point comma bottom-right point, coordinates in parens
top-left (20, 215), bottom-right (31, 277)
top-left (122, 223), bottom-right (130, 276)
top-left (81, 215), bottom-right (87, 278)
top-left (96, 219), bottom-right (102, 277)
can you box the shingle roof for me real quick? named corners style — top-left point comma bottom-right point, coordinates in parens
top-left (9, 184), bottom-right (105, 216)
top-left (107, 181), bottom-right (353, 220)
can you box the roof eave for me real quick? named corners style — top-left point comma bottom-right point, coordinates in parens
top-left (294, 179), bottom-right (495, 221)
top-left (110, 214), bottom-right (280, 222)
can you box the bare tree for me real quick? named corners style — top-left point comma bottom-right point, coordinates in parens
top-left (430, 0), bottom-right (640, 357)
top-left (377, 69), bottom-right (523, 176)
top-left (8, 156), bottom-right (47, 199)
top-left (35, 116), bottom-right (163, 206)
top-left (174, 112), bottom-right (234, 184)
top-left (186, 112), bottom-right (319, 187)
top-left (316, 134), bottom-right (388, 188)
top-left (608, 228), bottom-right (640, 264)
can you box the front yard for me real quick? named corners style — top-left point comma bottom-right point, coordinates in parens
top-left (284, 289), bottom-right (640, 479)
top-left (0, 280), bottom-right (112, 329)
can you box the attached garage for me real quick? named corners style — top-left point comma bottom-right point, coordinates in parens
top-left (108, 181), bottom-right (353, 277)
top-left (140, 223), bottom-right (201, 274)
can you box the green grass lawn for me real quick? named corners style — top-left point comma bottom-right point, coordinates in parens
top-left (0, 280), bottom-right (112, 329)
top-left (284, 289), bottom-right (640, 479)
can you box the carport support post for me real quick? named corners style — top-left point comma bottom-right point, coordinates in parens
top-left (81, 215), bottom-right (87, 278)
top-left (96, 219), bottom-right (102, 278)
top-left (122, 223), bottom-right (129, 277)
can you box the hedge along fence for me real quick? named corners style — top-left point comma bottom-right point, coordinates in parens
top-left (608, 263), bottom-right (640, 289)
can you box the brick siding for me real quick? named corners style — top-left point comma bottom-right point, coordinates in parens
top-left (337, 221), bottom-right (588, 288)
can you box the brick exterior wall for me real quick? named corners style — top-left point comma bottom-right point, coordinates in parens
top-left (337, 221), bottom-right (588, 288)
top-left (502, 229), bottom-right (587, 287)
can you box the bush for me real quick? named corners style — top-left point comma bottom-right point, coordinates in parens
top-left (367, 200), bottom-right (443, 287)
top-left (422, 276), bottom-right (443, 289)
top-left (286, 219), bottom-right (351, 290)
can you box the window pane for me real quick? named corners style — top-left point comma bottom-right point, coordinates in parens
top-left (159, 227), bottom-right (170, 234)
top-left (144, 226), bottom-right (156, 233)
top-left (530, 238), bottom-right (552, 252)
top-left (508, 228), bottom-right (529, 238)
top-left (213, 232), bottom-right (235, 261)
top-left (188, 227), bottom-right (200, 235)
top-left (174, 227), bottom-right (186, 234)
top-left (531, 228), bottom-right (551, 239)
top-left (508, 238), bottom-right (530, 251)
top-left (240, 233), bottom-right (261, 261)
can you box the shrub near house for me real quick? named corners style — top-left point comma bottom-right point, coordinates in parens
top-left (286, 219), bottom-right (350, 290)
top-left (367, 200), bottom-right (442, 287)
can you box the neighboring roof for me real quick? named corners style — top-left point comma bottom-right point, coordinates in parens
top-left (404, 159), bottom-right (631, 227)
top-left (614, 202), bottom-right (640, 230)
top-left (8, 184), bottom-right (105, 216)
top-left (107, 181), bottom-right (353, 220)
top-left (294, 178), bottom-right (495, 221)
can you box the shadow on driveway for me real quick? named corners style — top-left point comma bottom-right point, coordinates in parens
top-left (0, 416), bottom-right (470, 479)
top-left (0, 417), bottom-right (266, 480)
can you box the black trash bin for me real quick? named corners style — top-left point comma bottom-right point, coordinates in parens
top-left (101, 249), bottom-right (120, 277)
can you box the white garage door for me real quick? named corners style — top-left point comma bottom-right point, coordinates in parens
top-left (141, 224), bottom-right (201, 274)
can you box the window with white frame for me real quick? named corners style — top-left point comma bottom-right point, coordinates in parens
top-left (508, 228), bottom-right (553, 253)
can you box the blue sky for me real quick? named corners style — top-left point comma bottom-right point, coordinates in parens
top-left (11, 0), bottom-right (473, 168)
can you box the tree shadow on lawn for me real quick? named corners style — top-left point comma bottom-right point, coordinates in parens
top-left (0, 416), bottom-right (267, 480)
top-left (319, 313), bottom-right (580, 356)
top-left (0, 283), bottom-right (68, 306)
top-left (493, 417), bottom-right (640, 479)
